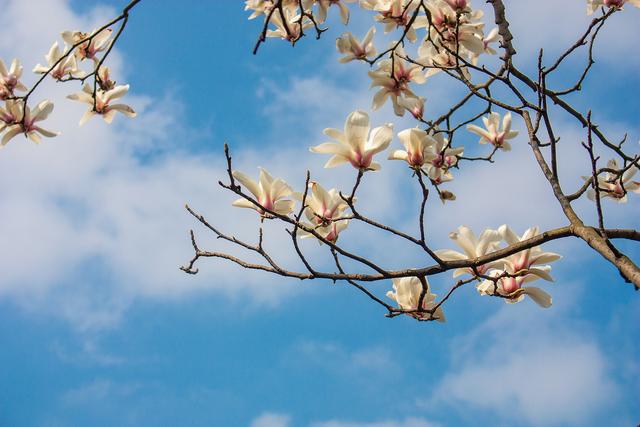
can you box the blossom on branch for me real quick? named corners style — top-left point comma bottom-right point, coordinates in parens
top-left (310, 109), bottom-right (393, 171)
top-left (361, 0), bottom-right (428, 43)
top-left (369, 45), bottom-right (426, 116)
top-left (1, 100), bottom-right (59, 146)
top-left (587, 0), bottom-right (640, 15)
top-left (388, 127), bottom-right (437, 169)
top-left (476, 225), bottom-right (561, 308)
top-left (0, 59), bottom-right (27, 100)
top-left (67, 84), bottom-right (136, 125)
top-left (422, 131), bottom-right (463, 184)
top-left (265, 5), bottom-right (312, 42)
top-left (466, 112), bottom-right (518, 151)
top-left (386, 276), bottom-right (445, 322)
top-left (33, 42), bottom-right (85, 81)
top-left (336, 27), bottom-right (377, 63)
top-left (584, 159), bottom-right (640, 203)
top-left (435, 225), bottom-right (503, 277)
top-left (231, 168), bottom-right (296, 217)
top-left (62, 28), bottom-right (113, 63)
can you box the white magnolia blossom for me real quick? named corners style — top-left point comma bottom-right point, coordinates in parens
top-left (336, 27), bottom-right (377, 63)
top-left (467, 112), bottom-right (518, 151)
top-left (0, 58), bottom-right (27, 99)
top-left (295, 181), bottom-right (351, 243)
top-left (435, 225), bottom-right (503, 277)
top-left (388, 127), bottom-right (437, 169)
top-left (232, 168), bottom-right (296, 217)
top-left (369, 45), bottom-right (426, 116)
top-left (476, 225), bottom-right (561, 308)
top-left (422, 131), bottom-right (463, 184)
top-left (1, 100), bottom-right (59, 146)
top-left (422, 1), bottom-right (486, 59)
top-left (584, 159), bottom-right (640, 203)
top-left (361, 0), bottom-right (428, 43)
top-left (265, 5), bottom-right (312, 40)
top-left (587, 0), bottom-right (640, 14)
top-left (62, 28), bottom-right (112, 62)
top-left (386, 276), bottom-right (446, 322)
top-left (33, 42), bottom-right (85, 80)
top-left (67, 84), bottom-right (136, 125)
top-left (310, 109), bottom-right (393, 171)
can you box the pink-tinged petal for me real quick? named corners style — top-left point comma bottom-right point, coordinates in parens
top-left (273, 199), bottom-right (295, 215)
top-left (32, 100), bottom-right (54, 121)
top-left (323, 128), bottom-right (345, 143)
top-left (310, 142), bottom-right (349, 156)
top-left (371, 89), bottom-right (390, 111)
top-left (366, 123), bottom-right (393, 154)
top-left (102, 109), bottom-right (117, 124)
top-left (388, 149), bottom-right (408, 161)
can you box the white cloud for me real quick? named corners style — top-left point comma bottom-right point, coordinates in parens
top-left (250, 412), bottom-right (292, 427)
top-left (425, 296), bottom-right (620, 426)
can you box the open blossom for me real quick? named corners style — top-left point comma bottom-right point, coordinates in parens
top-left (388, 127), bottom-right (436, 169)
top-left (476, 225), bottom-right (561, 308)
top-left (386, 277), bottom-right (446, 322)
top-left (435, 225), bottom-right (503, 277)
top-left (33, 42), bottom-right (85, 80)
top-left (336, 27), bottom-right (376, 63)
top-left (62, 28), bottom-right (112, 62)
top-left (266, 5), bottom-right (312, 41)
top-left (422, 131), bottom-right (463, 184)
top-left (316, 0), bottom-right (356, 24)
top-left (369, 46), bottom-right (426, 116)
top-left (361, 0), bottom-right (428, 43)
top-left (0, 59), bottom-right (27, 99)
top-left (1, 100), bottom-right (59, 146)
top-left (310, 110), bottom-right (393, 171)
top-left (587, 0), bottom-right (640, 14)
top-left (302, 181), bottom-right (349, 225)
top-left (467, 112), bottom-right (518, 151)
top-left (67, 84), bottom-right (136, 125)
top-left (583, 159), bottom-right (640, 203)
top-left (231, 168), bottom-right (296, 217)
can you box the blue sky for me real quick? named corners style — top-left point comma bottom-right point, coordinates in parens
top-left (0, 1), bottom-right (638, 426)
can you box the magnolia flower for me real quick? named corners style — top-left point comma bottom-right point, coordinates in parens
top-left (336, 27), bottom-right (377, 63)
top-left (0, 99), bottom-right (21, 133)
top-left (435, 225), bottom-right (503, 277)
top-left (316, 0), bottom-right (356, 24)
top-left (0, 59), bottom-right (27, 99)
top-left (587, 0), bottom-right (640, 14)
top-left (362, 0), bottom-right (428, 43)
top-left (33, 42), bottom-right (85, 80)
top-left (310, 110), bottom-right (393, 171)
top-left (301, 181), bottom-right (349, 224)
top-left (245, 0), bottom-right (274, 19)
top-left (386, 276), bottom-right (445, 322)
top-left (476, 225), bottom-right (561, 308)
top-left (369, 46), bottom-right (426, 116)
top-left (67, 84), bottom-right (136, 125)
top-left (422, 131), bottom-right (463, 184)
top-left (442, 0), bottom-right (471, 12)
top-left (388, 127), bottom-right (436, 169)
top-left (301, 219), bottom-right (350, 244)
top-left (1, 100), bottom-right (59, 146)
top-left (97, 66), bottom-right (116, 91)
top-left (231, 168), bottom-right (296, 217)
top-left (266, 5), bottom-right (312, 41)
top-left (477, 270), bottom-right (553, 308)
top-left (584, 159), bottom-right (640, 203)
top-left (482, 27), bottom-right (500, 55)
top-left (467, 112), bottom-right (518, 151)
top-left (62, 28), bottom-right (112, 62)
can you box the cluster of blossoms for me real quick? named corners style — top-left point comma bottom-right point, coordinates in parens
top-left (437, 225), bottom-right (562, 308)
top-left (0, 27), bottom-right (135, 147)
